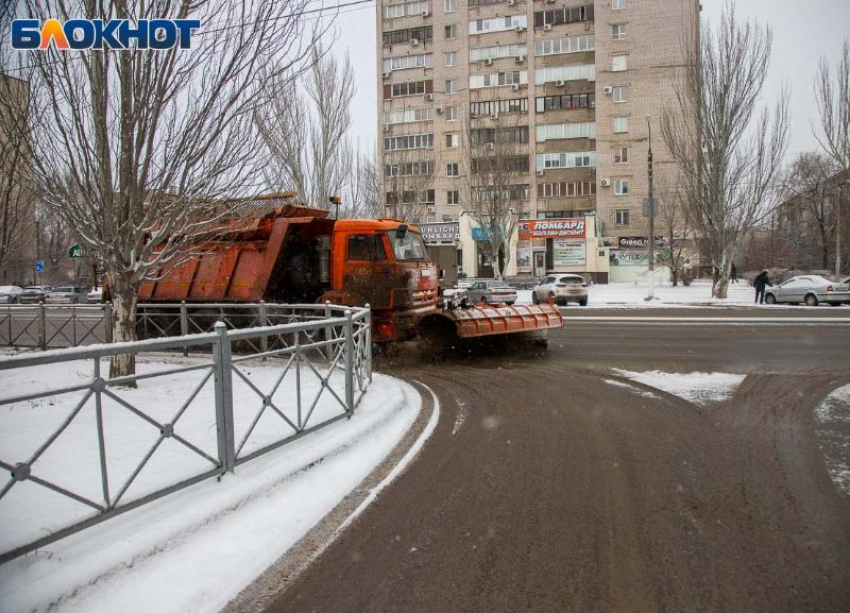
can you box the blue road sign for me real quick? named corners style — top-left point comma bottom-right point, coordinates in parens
top-left (35, 259), bottom-right (44, 273)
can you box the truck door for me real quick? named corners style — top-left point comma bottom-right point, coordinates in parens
top-left (342, 233), bottom-right (393, 308)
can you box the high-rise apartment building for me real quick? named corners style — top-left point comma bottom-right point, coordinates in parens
top-left (377, 0), bottom-right (698, 279)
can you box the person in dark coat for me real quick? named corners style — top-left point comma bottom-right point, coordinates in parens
top-left (730, 262), bottom-right (739, 284)
top-left (754, 270), bottom-right (771, 304)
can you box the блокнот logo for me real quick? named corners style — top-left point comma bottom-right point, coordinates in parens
top-left (11, 19), bottom-right (200, 50)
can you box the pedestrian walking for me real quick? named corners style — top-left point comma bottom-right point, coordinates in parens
top-left (754, 270), bottom-right (771, 304)
top-left (731, 263), bottom-right (739, 284)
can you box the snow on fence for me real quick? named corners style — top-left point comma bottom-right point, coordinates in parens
top-left (0, 304), bottom-right (372, 564)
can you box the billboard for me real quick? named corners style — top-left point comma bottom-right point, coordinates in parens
top-left (553, 238), bottom-right (586, 266)
top-left (419, 222), bottom-right (459, 244)
top-left (519, 218), bottom-right (585, 239)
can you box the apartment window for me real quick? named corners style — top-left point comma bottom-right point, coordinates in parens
top-left (615, 209), bottom-right (630, 225)
top-left (469, 43), bottom-right (527, 63)
top-left (614, 147), bottom-right (629, 164)
top-left (445, 24), bottom-right (458, 39)
top-left (446, 106), bottom-right (459, 121)
top-left (469, 15), bottom-right (527, 35)
top-left (615, 178), bottom-right (629, 195)
top-left (535, 93), bottom-right (595, 112)
top-left (534, 64), bottom-right (595, 84)
top-left (613, 116), bottom-right (629, 133)
top-left (613, 85), bottom-right (628, 103)
top-left (537, 181), bottom-right (596, 198)
top-left (534, 5), bottom-right (595, 28)
top-left (446, 79), bottom-right (458, 94)
top-left (536, 121), bottom-right (596, 143)
top-left (470, 71), bottom-right (528, 89)
top-left (383, 26), bottom-right (434, 46)
top-left (534, 35), bottom-right (595, 57)
top-left (383, 54), bottom-right (433, 72)
top-left (445, 52), bottom-right (458, 67)
top-left (447, 189), bottom-right (460, 205)
top-left (384, 133), bottom-right (435, 151)
top-left (612, 24), bottom-right (628, 40)
top-left (536, 151), bottom-right (597, 170)
top-left (470, 98), bottom-right (528, 117)
top-left (447, 162), bottom-right (459, 177)
top-left (385, 80), bottom-right (433, 100)
top-left (612, 55), bottom-right (628, 72)
top-left (445, 0), bottom-right (457, 12)
top-left (471, 126), bottom-right (530, 145)
top-left (384, 107), bottom-right (435, 124)
top-left (612, 0), bottom-right (626, 10)
top-left (385, 1), bottom-right (429, 19)
top-left (446, 133), bottom-right (459, 148)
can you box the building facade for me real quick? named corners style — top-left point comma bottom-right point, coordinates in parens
top-left (377, 0), bottom-right (698, 280)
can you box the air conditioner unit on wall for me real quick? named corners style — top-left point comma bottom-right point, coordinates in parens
top-left (383, 124), bottom-right (391, 132)
top-left (546, 0), bottom-right (555, 4)
top-left (508, 0), bottom-right (516, 5)
top-left (516, 55), bottom-right (526, 63)
top-left (411, 38), bottom-right (420, 46)
top-left (425, 93), bottom-right (434, 101)
top-left (422, 10), bottom-right (430, 17)
top-left (515, 25), bottom-right (526, 33)
top-left (603, 86), bottom-right (613, 94)
top-left (543, 24), bottom-right (552, 32)
top-left (436, 106), bottom-right (444, 114)
top-left (510, 84), bottom-right (520, 91)
top-left (536, 170), bottom-right (545, 176)
top-left (555, 80), bottom-right (566, 86)
top-left (600, 178), bottom-right (611, 187)
top-left (484, 57), bottom-right (494, 66)
top-left (382, 71), bottom-right (391, 79)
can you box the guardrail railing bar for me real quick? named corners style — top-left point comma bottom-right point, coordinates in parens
top-left (111, 435), bottom-right (168, 509)
top-left (24, 471), bottom-right (105, 512)
top-left (27, 388), bottom-right (94, 468)
top-left (93, 359), bottom-right (111, 508)
top-left (234, 412), bottom-right (350, 467)
top-left (170, 367), bottom-right (216, 426)
top-left (299, 357), bottom-right (348, 429)
top-left (295, 333), bottom-right (302, 430)
top-left (266, 353), bottom-right (296, 400)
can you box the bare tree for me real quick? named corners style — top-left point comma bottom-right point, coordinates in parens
top-left (656, 182), bottom-right (692, 286)
top-left (777, 152), bottom-right (840, 269)
top-left (255, 45), bottom-right (356, 210)
top-left (342, 149), bottom-right (382, 219)
top-left (661, 5), bottom-right (789, 298)
top-left (20, 0), bottom-right (322, 379)
top-left (815, 38), bottom-right (850, 276)
top-left (0, 69), bottom-right (37, 282)
top-left (382, 145), bottom-right (437, 224)
top-left (461, 114), bottom-right (529, 279)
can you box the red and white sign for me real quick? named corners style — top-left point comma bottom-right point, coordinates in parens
top-left (519, 219), bottom-right (586, 239)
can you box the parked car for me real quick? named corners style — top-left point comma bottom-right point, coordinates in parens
top-left (0, 285), bottom-right (23, 304)
top-left (45, 286), bottom-right (87, 304)
top-left (86, 287), bottom-right (104, 304)
top-left (764, 275), bottom-right (850, 306)
top-left (18, 285), bottom-right (52, 304)
top-left (466, 280), bottom-right (517, 305)
top-left (532, 274), bottom-right (589, 306)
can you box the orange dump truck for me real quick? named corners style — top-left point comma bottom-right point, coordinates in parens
top-left (138, 203), bottom-right (562, 343)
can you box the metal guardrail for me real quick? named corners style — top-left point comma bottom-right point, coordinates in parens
top-left (0, 304), bottom-right (372, 564)
top-left (0, 303), bottom-right (113, 349)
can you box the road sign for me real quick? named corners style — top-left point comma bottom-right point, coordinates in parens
top-left (68, 243), bottom-right (84, 258)
top-left (35, 259), bottom-right (44, 273)
top-left (642, 197), bottom-right (656, 217)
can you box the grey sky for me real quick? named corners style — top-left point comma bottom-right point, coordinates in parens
top-left (333, 0), bottom-right (850, 163)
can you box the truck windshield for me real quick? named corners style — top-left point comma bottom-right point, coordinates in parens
top-left (388, 230), bottom-right (427, 261)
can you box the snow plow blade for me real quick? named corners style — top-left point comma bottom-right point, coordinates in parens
top-left (446, 303), bottom-right (563, 338)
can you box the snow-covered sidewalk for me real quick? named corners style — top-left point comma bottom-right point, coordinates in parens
top-left (0, 356), bottom-right (422, 613)
top-left (516, 279), bottom-right (849, 308)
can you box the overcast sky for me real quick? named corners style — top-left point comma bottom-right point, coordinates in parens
top-left (328, 0), bottom-right (850, 162)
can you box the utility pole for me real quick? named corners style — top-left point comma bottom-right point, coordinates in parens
top-left (645, 113), bottom-right (656, 301)
top-left (837, 179), bottom-right (848, 278)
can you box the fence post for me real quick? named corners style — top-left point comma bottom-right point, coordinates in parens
top-left (38, 303), bottom-right (46, 350)
top-left (324, 301), bottom-right (332, 361)
top-left (365, 303), bottom-right (372, 383)
top-left (212, 321), bottom-right (236, 474)
top-left (104, 302), bottom-right (113, 344)
top-left (6, 306), bottom-right (13, 347)
top-left (180, 301), bottom-right (188, 356)
top-left (344, 310), bottom-right (354, 415)
top-left (258, 301), bottom-right (268, 360)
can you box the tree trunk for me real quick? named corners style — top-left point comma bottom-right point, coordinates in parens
top-left (109, 273), bottom-right (138, 385)
top-left (712, 253), bottom-right (731, 299)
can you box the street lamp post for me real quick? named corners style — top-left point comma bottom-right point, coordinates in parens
top-left (645, 112), bottom-right (656, 301)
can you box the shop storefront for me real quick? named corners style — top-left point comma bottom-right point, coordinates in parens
top-left (608, 236), bottom-right (670, 283)
top-left (419, 221), bottom-right (461, 286)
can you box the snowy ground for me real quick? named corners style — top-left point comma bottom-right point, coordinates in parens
top-left (515, 279), bottom-right (847, 307)
top-left (0, 356), bottom-right (421, 613)
top-left (815, 384), bottom-right (850, 497)
top-left (612, 369), bottom-right (746, 405)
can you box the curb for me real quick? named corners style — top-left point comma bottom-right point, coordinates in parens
top-left (221, 379), bottom-right (437, 613)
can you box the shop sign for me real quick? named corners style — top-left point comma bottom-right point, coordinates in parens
top-left (618, 236), bottom-right (665, 250)
top-left (519, 219), bottom-right (585, 239)
top-left (419, 222), bottom-right (459, 244)
top-left (553, 238), bottom-right (586, 266)
top-left (610, 250), bottom-right (648, 266)
top-left (471, 226), bottom-right (491, 241)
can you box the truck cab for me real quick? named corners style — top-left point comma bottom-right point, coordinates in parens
top-left (323, 219), bottom-right (439, 341)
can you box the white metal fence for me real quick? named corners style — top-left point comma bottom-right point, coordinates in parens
top-left (0, 304), bottom-right (372, 564)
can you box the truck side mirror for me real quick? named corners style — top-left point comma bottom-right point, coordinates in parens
top-left (396, 224), bottom-right (408, 239)
top-left (439, 269), bottom-right (445, 280)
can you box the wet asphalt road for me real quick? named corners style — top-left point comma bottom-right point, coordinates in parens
top-left (250, 309), bottom-right (850, 613)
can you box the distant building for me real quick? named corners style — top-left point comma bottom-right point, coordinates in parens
top-left (376, 0), bottom-right (699, 279)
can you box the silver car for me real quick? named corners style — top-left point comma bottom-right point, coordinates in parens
top-left (18, 285), bottom-right (52, 304)
top-left (466, 280), bottom-right (518, 305)
top-left (45, 286), bottom-right (87, 304)
top-left (0, 285), bottom-right (23, 304)
top-left (764, 275), bottom-right (850, 306)
top-left (532, 274), bottom-right (588, 306)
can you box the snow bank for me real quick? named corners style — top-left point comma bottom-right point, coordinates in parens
top-left (612, 369), bottom-right (745, 405)
top-left (0, 357), bottom-right (420, 613)
top-left (815, 384), bottom-right (850, 497)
